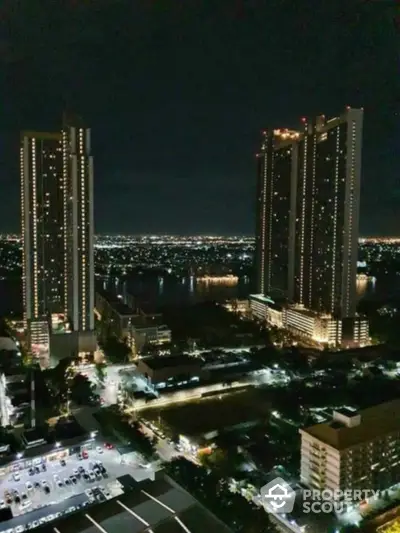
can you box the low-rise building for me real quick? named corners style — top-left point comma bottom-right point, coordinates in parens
top-left (137, 355), bottom-right (204, 386)
top-left (222, 299), bottom-right (250, 315)
top-left (95, 290), bottom-right (137, 346)
top-left (95, 291), bottom-right (171, 353)
top-left (300, 400), bottom-right (400, 495)
top-left (0, 417), bottom-right (96, 478)
top-left (284, 304), bottom-right (342, 346)
top-left (130, 314), bottom-right (171, 352)
top-left (249, 294), bottom-right (274, 322)
top-left (29, 318), bottom-right (50, 354)
top-left (249, 295), bottom-right (368, 348)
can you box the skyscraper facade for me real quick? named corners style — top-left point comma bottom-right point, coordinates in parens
top-left (254, 129), bottom-right (299, 298)
top-left (62, 116), bottom-right (95, 333)
top-left (294, 109), bottom-right (363, 318)
top-left (21, 117), bottom-right (95, 351)
top-left (254, 108), bottom-right (364, 342)
top-left (20, 131), bottom-right (64, 346)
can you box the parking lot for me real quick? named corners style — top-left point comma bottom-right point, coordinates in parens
top-left (0, 444), bottom-right (129, 520)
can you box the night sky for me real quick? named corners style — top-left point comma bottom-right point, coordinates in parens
top-left (1, 0), bottom-right (398, 235)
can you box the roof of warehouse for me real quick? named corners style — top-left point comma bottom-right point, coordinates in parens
top-left (32, 473), bottom-right (232, 533)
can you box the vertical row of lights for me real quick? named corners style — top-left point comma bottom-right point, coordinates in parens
top-left (79, 129), bottom-right (86, 330)
top-left (62, 131), bottom-right (68, 316)
top-left (260, 137), bottom-right (268, 294)
top-left (20, 145), bottom-right (27, 326)
top-left (32, 139), bottom-right (39, 317)
top-left (309, 131), bottom-right (316, 309)
top-left (299, 135), bottom-right (308, 303)
top-left (346, 118), bottom-right (357, 316)
top-left (331, 127), bottom-right (340, 313)
top-left (267, 148), bottom-right (274, 292)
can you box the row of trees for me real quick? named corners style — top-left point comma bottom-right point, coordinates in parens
top-left (164, 457), bottom-right (276, 532)
top-left (94, 407), bottom-right (158, 461)
top-left (33, 358), bottom-right (99, 422)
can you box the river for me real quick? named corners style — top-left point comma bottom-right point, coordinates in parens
top-left (0, 275), bottom-right (399, 317)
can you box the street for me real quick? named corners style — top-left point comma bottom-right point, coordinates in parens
top-left (80, 364), bottom-right (152, 406)
top-left (138, 419), bottom-right (200, 465)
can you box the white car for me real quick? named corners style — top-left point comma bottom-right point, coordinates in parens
top-left (0, 500), bottom-right (6, 509)
top-left (13, 472), bottom-right (20, 482)
top-left (89, 472), bottom-right (96, 482)
top-left (26, 482), bottom-right (33, 491)
top-left (73, 469), bottom-right (79, 476)
top-left (15, 526), bottom-right (25, 533)
top-left (96, 446), bottom-right (103, 454)
top-left (20, 500), bottom-right (31, 509)
top-left (85, 489), bottom-right (93, 497)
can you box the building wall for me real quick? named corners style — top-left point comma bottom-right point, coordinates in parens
top-left (21, 118), bottom-right (95, 350)
top-left (137, 360), bottom-right (203, 384)
top-left (295, 110), bottom-right (363, 318)
top-left (255, 132), bottom-right (298, 297)
top-left (20, 132), bottom-right (64, 329)
top-left (63, 119), bottom-right (94, 333)
top-left (300, 427), bottom-right (400, 494)
top-left (254, 108), bottom-right (363, 320)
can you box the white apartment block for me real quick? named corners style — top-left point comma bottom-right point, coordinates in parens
top-left (300, 400), bottom-right (400, 495)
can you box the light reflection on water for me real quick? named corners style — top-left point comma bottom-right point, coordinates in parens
top-left (0, 274), bottom-right (397, 317)
top-left (104, 275), bottom-right (251, 307)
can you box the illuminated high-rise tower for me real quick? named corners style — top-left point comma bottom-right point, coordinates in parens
top-left (20, 131), bottom-right (64, 348)
top-left (21, 116), bottom-right (95, 353)
top-left (255, 107), bottom-right (363, 320)
top-left (62, 114), bottom-right (95, 333)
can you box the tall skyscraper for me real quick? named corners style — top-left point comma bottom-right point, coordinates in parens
top-left (294, 109), bottom-right (363, 318)
top-left (62, 115), bottom-right (95, 333)
top-left (20, 131), bottom-right (64, 347)
top-left (254, 107), bottom-right (365, 345)
top-left (21, 116), bottom-right (95, 352)
top-left (254, 128), bottom-right (299, 298)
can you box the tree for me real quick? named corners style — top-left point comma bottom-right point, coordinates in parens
top-left (101, 336), bottom-right (131, 364)
top-left (130, 421), bottom-right (158, 460)
top-left (95, 362), bottom-right (107, 388)
top-left (70, 373), bottom-right (95, 406)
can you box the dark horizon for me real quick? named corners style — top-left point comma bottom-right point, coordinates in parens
top-left (1, 1), bottom-right (398, 235)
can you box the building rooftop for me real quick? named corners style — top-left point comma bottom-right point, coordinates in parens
top-left (249, 294), bottom-right (275, 305)
top-left (141, 356), bottom-right (201, 371)
top-left (301, 399), bottom-right (400, 450)
top-left (130, 314), bottom-right (167, 329)
top-left (32, 473), bottom-right (232, 533)
top-left (20, 131), bottom-right (62, 141)
top-left (96, 290), bottom-right (136, 317)
top-left (53, 417), bottom-right (86, 441)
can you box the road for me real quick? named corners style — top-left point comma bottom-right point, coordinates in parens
top-left (80, 364), bottom-right (152, 406)
top-left (138, 420), bottom-right (200, 465)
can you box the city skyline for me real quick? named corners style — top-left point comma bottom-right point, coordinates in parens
top-left (1, 1), bottom-right (398, 235)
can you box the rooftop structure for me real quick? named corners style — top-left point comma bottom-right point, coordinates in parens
top-left (301, 400), bottom-right (400, 450)
top-left (33, 473), bottom-right (232, 533)
top-left (300, 399), bottom-right (400, 494)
